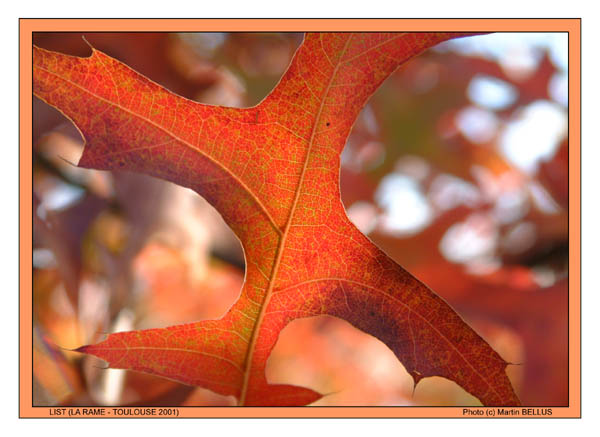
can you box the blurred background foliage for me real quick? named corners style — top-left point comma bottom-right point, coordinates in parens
top-left (32, 32), bottom-right (569, 407)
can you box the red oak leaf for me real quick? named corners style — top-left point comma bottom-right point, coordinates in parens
top-left (33, 32), bottom-right (520, 406)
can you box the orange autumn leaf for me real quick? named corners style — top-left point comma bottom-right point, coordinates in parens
top-left (33, 32), bottom-right (519, 406)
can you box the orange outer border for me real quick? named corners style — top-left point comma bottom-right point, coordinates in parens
top-left (19, 18), bottom-right (581, 419)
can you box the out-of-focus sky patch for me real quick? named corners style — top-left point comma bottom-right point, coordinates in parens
top-left (456, 106), bottom-right (499, 144)
top-left (346, 201), bottom-right (378, 235)
top-left (491, 183), bottom-right (530, 224)
top-left (438, 32), bottom-right (568, 73)
top-left (549, 72), bottom-right (568, 106)
top-left (428, 174), bottom-right (481, 211)
top-left (439, 212), bottom-right (499, 264)
top-left (34, 175), bottom-right (85, 221)
top-left (375, 173), bottom-right (433, 236)
top-left (40, 182), bottom-right (84, 211)
top-left (500, 100), bottom-right (567, 174)
top-left (528, 180), bottom-right (562, 215)
top-left (178, 33), bottom-right (227, 57)
top-left (467, 75), bottom-right (518, 110)
top-left (33, 248), bottom-right (58, 269)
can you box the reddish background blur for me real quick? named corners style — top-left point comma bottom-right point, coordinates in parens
top-left (32, 32), bottom-right (569, 407)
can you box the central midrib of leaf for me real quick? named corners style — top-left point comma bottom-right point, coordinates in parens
top-left (237, 35), bottom-right (354, 406)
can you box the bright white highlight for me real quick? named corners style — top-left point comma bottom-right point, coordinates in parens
top-left (375, 174), bottom-right (432, 236)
